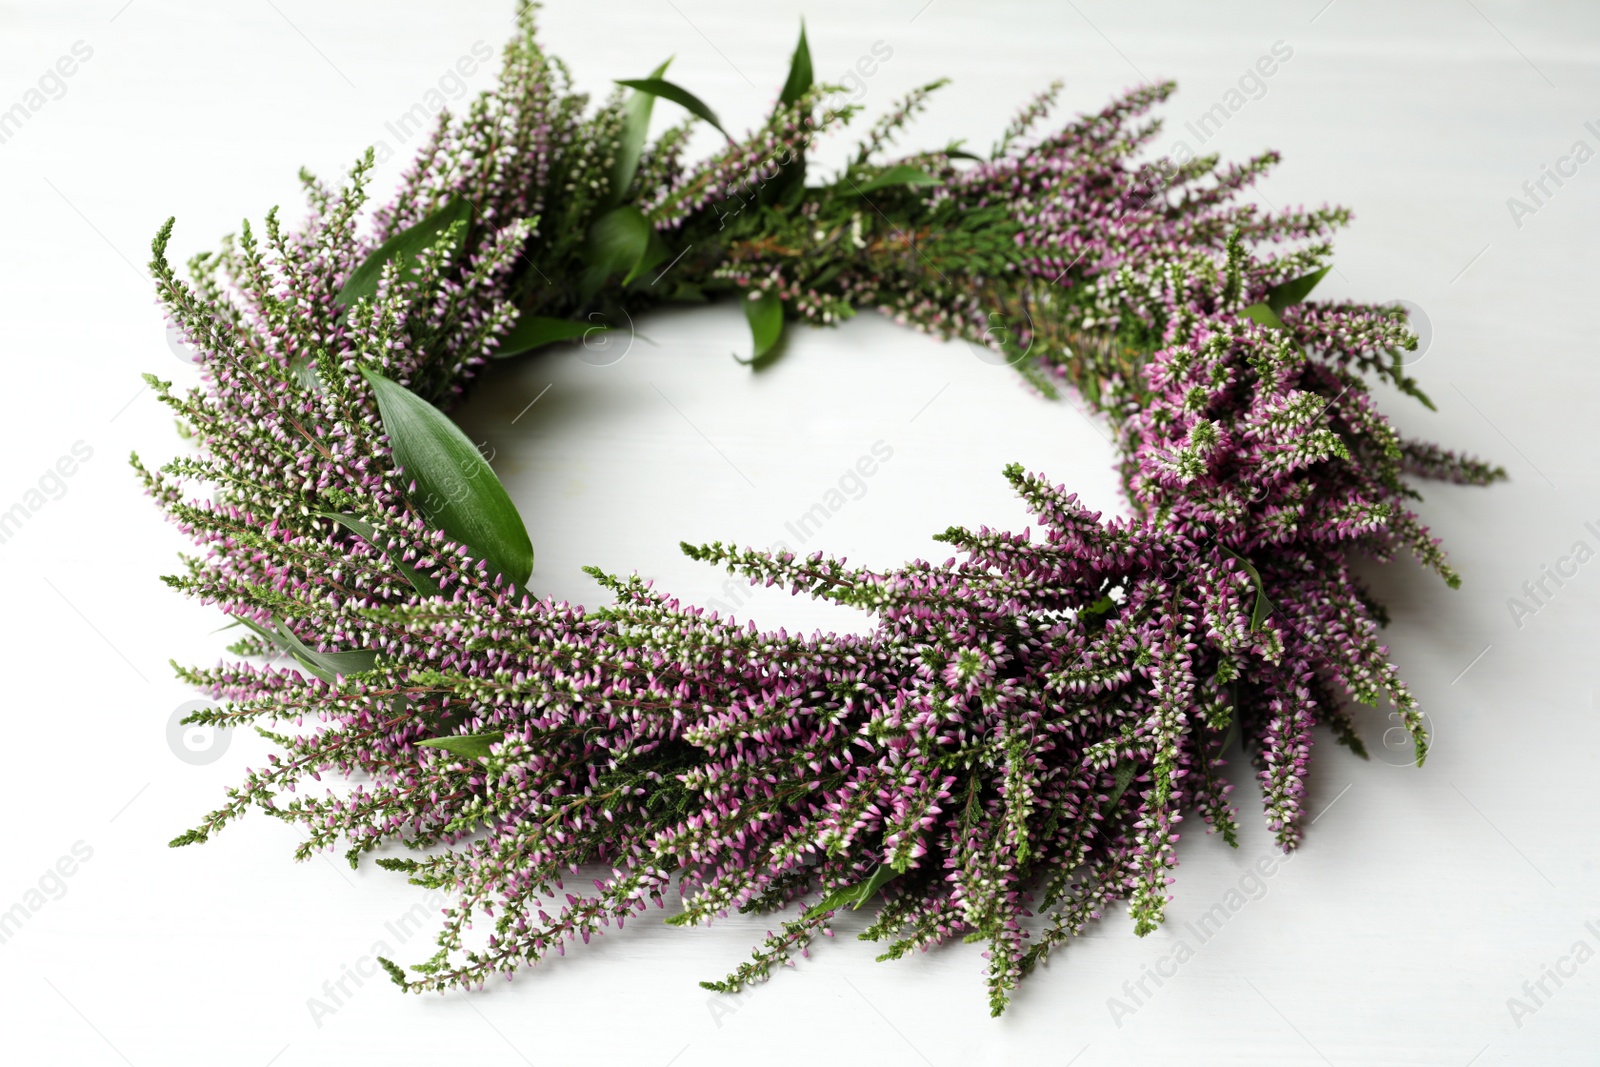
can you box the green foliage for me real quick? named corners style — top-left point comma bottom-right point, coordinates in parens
top-left (800, 863), bottom-right (903, 920)
top-left (361, 367), bottom-right (534, 588)
top-left (605, 59), bottom-right (672, 210)
top-left (778, 23), bottom-right (812, 107)
top-left (742, 289), bottom-right (784, 362)
top-left (582, 204), bottom-right (666, 295)
top-left (1106, 758), bottom-right (1140, 806)
top-left (852, 165), bottom-right (940, 194)
top-left (337, 197), bottom-right (470, 309)
top-left (614, 76), bottom-right (730, 140)
top-left (377, 957), bottom-right (409, 988)
top-left (317, 511), bottom-right (441, 597)
top-left (232, 615), bottom-right (378, 684)
top-left (417, 732), bottom-right (504, 760)
top-left (1220, 547), bottom-right (1274, 631)
top-left (1241, 302), bottom-right (1288, 331)
top-left (494, 313), bottom-right (614, 358)
top-left (1265, 265), bottom-right (1330, 313)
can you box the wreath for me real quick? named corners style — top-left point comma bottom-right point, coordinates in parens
top-left (140, 10), bottom-right (1503, 1014)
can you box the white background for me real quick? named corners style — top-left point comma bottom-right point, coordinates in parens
top-left (2, 1), bottom-right (1597, 1063)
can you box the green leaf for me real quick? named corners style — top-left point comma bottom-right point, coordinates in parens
top-left (613, 77), bottom-right (731, 140)
top-left (626, 227), bottom-right (672, 286)
top-left (1106, 758), bottom-right (1139, 806)
top-left (1265, 266), bottom-right (1330, 314)
top-left (799, 864), bottom-right (903, 920)
top-left (1077, 593), bottom-right (1117, 628)
top-left (605, 58), bottom-right (671, 211)
top-left (944, 147), bottom-right (984, 161)
top-left (417, 732), bottom-right (503, 760)
top-left (360, 367), bottom-right (534, 588)
top-left (1221, 547), bottom-right (1273, 631)
top-left (765, 27), bottom-right (811, 206)
top-left (743, 289), bottom-right (783, 361)
top-left (336, 198), bottom-right (471, 309)
top-left (802, 884), bottom-right (860, 921)
top-left (494, 314), bottom-right (614, 359)
top-left (248, 616), bottom-right (378, 684)
top-left (778, 22), bottom-right (812, 107)
top-left (317, 511), bottom-right (441, 597)
top-left (582, 204), bottom-right (656, 298)
top-left (289, 357), bottom-right (321, 392)
top-left (854, 165), bottom-right (940, 195)
top-left (851, 863), bottom-right (901, 909)
top-left (1240, 303), bottom-right (1287, 331)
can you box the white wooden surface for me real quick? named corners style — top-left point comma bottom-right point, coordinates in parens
top-left (2, 1), bottom-right (1597, 1063)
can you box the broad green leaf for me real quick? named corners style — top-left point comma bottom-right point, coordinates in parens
top-left (778, 22), bottom-right (812, 107)
top-left (317, 511), bottom-right (441, 597)
top-left (743, 289), bottom-right (783, 361)
top-left (1076, 593), bottom-right (1117, 628)
top-left (1240, 303), bottom-right (1287, 331)
top-left (613, 77), bottom-right (731, 140)
top-left (1106, 758), bottom-right (1139, 806)
top-left (417, 732), bottom-right (503, 760)
top-left (583, 204), bottom-right (653, 293)
top-left (235, 616), bottom-right (379, 684)
top-left (854, 165), bottom-right (940, 195)
top-left (1221, 547), bottom-right (1273, 631)
top-left (798, 864), bottom-right (903, 920)
top-left (605, 58), bottom-right (671, 211)
top-left (1265, 266), bottom-right (1330, 314)
top-left (289, 357), bottom-right (321, 392)
top-left (360, 367), bottom-right (534, 588)
top-left (667, 281), bottom-right (708, 303)
top-left (337, 198), bottom-right (471, 309)
top-left (765, 23), bottom-right (813, 206)
top-left (625, 227), bottom-right (672, 287)
top-left (851, 863), bottom-right (901, 909)
top-left (802, 883), bottom-right (861, 921)
top-left (494, 314), bottom-right (614, 359)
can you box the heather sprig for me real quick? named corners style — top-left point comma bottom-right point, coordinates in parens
top-left (139, 8), bottom-right (1503, 1015)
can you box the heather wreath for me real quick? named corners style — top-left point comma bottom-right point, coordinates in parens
top-left (137, 9), bottom-right (1502, 1015)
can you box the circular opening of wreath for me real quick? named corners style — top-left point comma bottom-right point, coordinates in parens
top-left (450, 302), bottom-right (1129, 634)
top-left (141, 11), bottom-right (1503, 1015)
